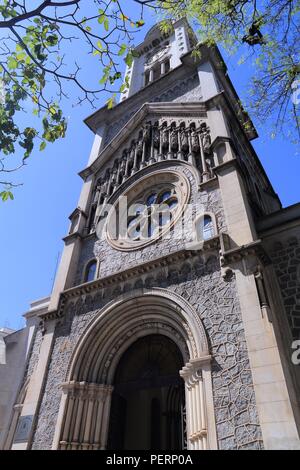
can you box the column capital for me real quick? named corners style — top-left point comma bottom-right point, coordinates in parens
top-left (180, 355), bottom-right (212, 383)
top-left (61, 381), bottom-right (113, 402)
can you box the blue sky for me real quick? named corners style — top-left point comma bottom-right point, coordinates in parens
top-left (0, 4), bottom-right (300, 330)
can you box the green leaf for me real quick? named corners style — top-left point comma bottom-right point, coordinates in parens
top-left (104, 18), bottom-right (109, 32)
top-left (118, 44), bottom-right (127, 56)
top-left (124, 52), bottom-right (134, 68)
top-left (106, 96), bottom-right (115, 109)
top-left (39, 141), bottom-right (46, 151)
top-left (0, 191), bottom-right (14, 201)
top-left (7, 57), bottom-right (18, 70)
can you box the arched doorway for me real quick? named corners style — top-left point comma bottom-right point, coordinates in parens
top-left (53, 289), bottom-right (218, 450)
top-left (107, 335), bottom-right (185, 450)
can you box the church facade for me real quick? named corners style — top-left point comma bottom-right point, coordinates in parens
top-left (1, 19), bottom-right (300, 450)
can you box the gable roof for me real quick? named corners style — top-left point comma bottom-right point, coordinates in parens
top-left (80, 101), bottom-right (208, 180)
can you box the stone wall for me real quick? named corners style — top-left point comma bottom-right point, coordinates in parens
top-left (31, 256), bottom-right (263, 450)
top-left (23, 328), bottom-right (43, 383)
top-left (104, 73), bottom-right (202, 147)
top-left (75, 165), bottom-right (226, 285)
top-left (268, 236), bottom-right (300, 341)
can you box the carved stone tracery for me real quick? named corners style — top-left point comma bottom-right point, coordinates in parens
top-left (89, 120), bottom-right (213, 233)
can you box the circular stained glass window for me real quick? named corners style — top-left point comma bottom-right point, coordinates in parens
top-left (127, 188), bottom-right (179, 241)
top-left (106, 170), bottom-right (190, 251)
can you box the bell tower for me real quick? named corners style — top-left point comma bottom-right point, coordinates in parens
top-left (2, 19), bottom-right (300, 452)
top-left (120, 18), bottom-right (197, 101)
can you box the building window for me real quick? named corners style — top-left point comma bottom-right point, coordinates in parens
top-left (127, 188), bottom-right (179, 241)
top-left (195, 214), bottom-right (216, 242)
top-left (144, 53), bottom-right (171, 87)
top-left (164, 59), bottom-right (170, 73)
top-left (153, 64), bottom-right (161, 81)
top-left (107, 170), bottom-right (190, 251)
top-left (145, 70), bottom-right (150, 86)
top-left (203, 215), bottom-right (215, 240)
top-left (84, 260), bottom-right (97, 283)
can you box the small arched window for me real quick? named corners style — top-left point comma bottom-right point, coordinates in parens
top-left (195, 214), bottom-right (216, 242)
top-left (203, 215), bottom-right (215, 240)
top-left (84, 260), bottom-right (97, 283)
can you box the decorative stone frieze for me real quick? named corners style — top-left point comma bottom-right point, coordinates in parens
top-left (88, 120), bottom-right (214, 234)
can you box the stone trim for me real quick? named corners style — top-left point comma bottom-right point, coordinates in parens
top-left (52, 289), bottom-right (217, 450)
top-left (221, 239), bottom-right (271, 267)
top-left (40, 238), bottom-right (220, 321)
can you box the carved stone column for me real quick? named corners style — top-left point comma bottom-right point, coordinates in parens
top-left (187, 129), bottom-right (196, 166)
top-left (124, 149), bottom-right (130, 177)
top-left (177, 128), bottom-right (184, 160)
top-left (59, 382), bottom-right (113, 451)
top-left (167, 126), bottom-right (174, 160)
top-left (120, 154), bottom-right (127, 183)
top-left (111, 168), bottom-right (118, 194)
top-left (199, 125), bottom-right (209, 182)
top-left (106, 169), bottom-right (113, 197)
top-left (180, 357), bottom-right (211, 450)
top-left (131, 142), bottom-right (138, 174)
top-left (149, 126), bottom-right (155, 164)
top-left (158, 126), bottom-right (164, 161)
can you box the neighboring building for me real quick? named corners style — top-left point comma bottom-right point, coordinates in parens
top-left (1, 19), bottom-right (300, 450)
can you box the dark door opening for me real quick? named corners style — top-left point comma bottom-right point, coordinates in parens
top-left (107, 334), bottom-right (185, 450)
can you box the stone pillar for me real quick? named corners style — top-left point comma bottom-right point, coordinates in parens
top-left (141, 141), bottom-right (146, 168)
top-left (158, 127), bottom-right (164, 161)
top-left (56, 382), bottom-right (113, 451)
top-left (187, 130), bottom-right (196, 166)
top-left (167, 126), bottom-right (173, 160)
top-left (132, 143), bottom-right (138, 174)
top-left (199, 130), bottom-right (209, 182)
top-left (180, 357), bottom-right (213, 450)
top-left (149, 128), bottom-right (155, 165)
top-left (177, 128), bottom-right (183, 160)
top-left (124, 151), bottom-right (130, 177)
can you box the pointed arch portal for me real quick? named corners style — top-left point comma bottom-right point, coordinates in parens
top-left (52, 289), bottom-right (218, 450)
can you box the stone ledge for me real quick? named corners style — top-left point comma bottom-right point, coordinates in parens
top-left (39, 236), bottom-right (220, 321)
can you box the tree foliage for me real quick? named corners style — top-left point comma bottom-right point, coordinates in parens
top-left (0, 1), bottom-right (299, 200)
top-left (158, 0), bottom-right (300, 143)
top-left (0, 0), bottom-right (150, 198)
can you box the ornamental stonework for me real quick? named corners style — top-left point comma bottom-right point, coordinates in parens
top-left (30, 258), bottom-right (263, 450)
top-left (74, 165), bottom-right (226, 286)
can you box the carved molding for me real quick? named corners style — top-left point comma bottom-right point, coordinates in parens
top-left (40, 238), bottom-right (220, 321)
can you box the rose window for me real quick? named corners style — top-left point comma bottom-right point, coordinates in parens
top-left (106, 170), bottom-right (190, 251)
top-left (127, 188), bottom-right (179, 241)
